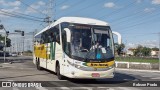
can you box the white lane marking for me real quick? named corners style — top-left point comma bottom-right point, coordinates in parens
top-left (141, 75), bottom-right (160, 78)
top-left (151, 77), bottom-right (160, 79)
top-left (71, 87), bottom-right (92, 90)
top-left (67, 81), bottom-right (93, 90)
top-left (141, 75), bottom-right (152, 77)
top-left (35, 87), bottom-right (48, 90)
top-left (47, 80), bottom-right (67, 81)
top-left (49, 82), bottom-right (70, 89)
top-left (96, 87), bottom-right (115, 90)
top-left (12, 87), bottom-right (19, 90)
top-left (116, 68), bottom-right (160, 73)
top-left (50, 81), bottom-right (93, 90)
top-left (54, 87), bottom-right (71, 89)
top-left (117, 87), bottom-right (141, 90)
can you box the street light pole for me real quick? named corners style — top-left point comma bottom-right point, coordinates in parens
top-left (159, 32), bottom-right (160, 71)
top-left (4, 31), bottom-right (6, 63)
top-left (23, 36), bottom-right (24, 53)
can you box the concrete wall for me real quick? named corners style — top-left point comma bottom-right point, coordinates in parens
top-left (115, 61), bottom-right (159, 70)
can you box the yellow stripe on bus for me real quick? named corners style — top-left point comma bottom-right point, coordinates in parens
top-left (86, 61), bottom-right (114, 68)
top-left (34, 44), bottom-right (49, 59)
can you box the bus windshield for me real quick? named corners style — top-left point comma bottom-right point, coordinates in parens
top-left (70, 24), bottom-right (114, 62)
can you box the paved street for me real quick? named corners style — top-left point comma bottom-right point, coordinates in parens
top-left (0, 56), bottom-right (160, 90)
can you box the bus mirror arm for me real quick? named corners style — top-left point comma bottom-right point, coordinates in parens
top-left (112, 31), bottom-right (122, 44)
top-left (64, 28), bottom-right (71, 42)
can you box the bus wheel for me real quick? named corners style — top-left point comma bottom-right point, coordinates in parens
top-left (36, 59), bottom-right (42, 70)
top-left (56, 64), bottom-right (64, 80)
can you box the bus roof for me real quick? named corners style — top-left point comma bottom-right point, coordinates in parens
top-left (35, 17), bottom-right (109, 36)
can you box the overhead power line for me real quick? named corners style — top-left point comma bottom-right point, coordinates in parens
top-left (73, 0), bottom-right (103, 15)
top-left (98, 0), bottom-right (137, 19)
top-left (56, 0), bottom-right (69, 7)
top-left (12, 11), bottom-right (45, 19)
top-left (122, 33), bottom-right (158, 39)
top-left (112, 5), bottom-right (160, 29)
top-left (0, 10), bottom-right (45, 22)
top-left (1, 13), bottom-right (45, 22)
top-left (116, 13), bottom-right (160, 32)
top-left (109, 2), bottom-right (147, 23)
top-left (58, 0), bottom-right (87, 17)
top-left (112, 9), bottom-right (157, 27)
top-left (91, 0), bottom-right (119, 16)
top-left (18, 0), bottom-right (48, 17)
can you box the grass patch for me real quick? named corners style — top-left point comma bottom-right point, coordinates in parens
top-left (115, 57), bottom-right (159, 63)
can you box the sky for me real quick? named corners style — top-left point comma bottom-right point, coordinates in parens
top-left (0, 0), bottom-right (160, 51)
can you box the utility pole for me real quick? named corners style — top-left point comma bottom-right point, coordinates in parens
top-left (4, 32), bottom-right (6, 62)
top-left (22, 36), bottom-right (24, 52)
top-left (158, 32), bottom-right (160, 70)
top-left (33, 31), bottom-right (35, 53)
top-left (44, 0), bottom-right (53, 25)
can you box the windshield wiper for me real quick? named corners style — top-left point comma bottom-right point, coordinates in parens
top-left (84, 50), bottom-right (91, 62)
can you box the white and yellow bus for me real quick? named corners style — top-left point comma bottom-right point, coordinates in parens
top-left (33, 17), bottom-right (115, 80)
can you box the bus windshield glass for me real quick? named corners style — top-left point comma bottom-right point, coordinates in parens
top-left (70, 24), bottom-right (114, 62)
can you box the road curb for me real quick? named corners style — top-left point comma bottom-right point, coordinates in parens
top-left (115, 68), bottom-right (160, 73)
top-left (0, 63), bottom-right (15, 68)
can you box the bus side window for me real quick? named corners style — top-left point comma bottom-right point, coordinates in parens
top-left (55, 25), bottom-right (60, 44)
top-left (62, 30), bottom-right (70, 56)
top-left (41, 32), bottom-right (46, 44)
top-left (49, 32), bottom-right (56, 42)
top-left (56, 34), bottom-right (60, 44)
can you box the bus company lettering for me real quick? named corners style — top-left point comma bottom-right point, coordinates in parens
top-left (90, 63), bottom-right (108, 67)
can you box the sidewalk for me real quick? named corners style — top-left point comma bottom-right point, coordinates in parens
top-left (0, 56), bottom-right (33, 63)
top-left (0, 60), bottom-right (35, 69)
top-left (0, 62), bottom-right (15, 68)
top-left (0, 56), bottom-right (34, 69)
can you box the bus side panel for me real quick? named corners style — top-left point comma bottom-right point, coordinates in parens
top-left (34, 44), bottom-right (48, 68)
top-left (55, 43), bottom-right (63, 74)
top-left (46, 42), bottom-right (56, 72)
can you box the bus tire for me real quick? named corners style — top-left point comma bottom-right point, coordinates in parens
top-left (36, 58), bottom-right (42, 70)
top-left (56, 63), bottom-right (64, 80)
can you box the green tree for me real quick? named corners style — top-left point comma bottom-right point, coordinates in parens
top-left (0, 34), bottom-right (11, 50)
top-left (141, 47), bottom-right (151, 56)
top-left (134, 45), bottom-right (151, 56)
top-left (114, 43), bottom-right (125, 56)
top-left (152, 47), bottom-right (159, 51)
top-left (134, 45), bottom-right (143, 56)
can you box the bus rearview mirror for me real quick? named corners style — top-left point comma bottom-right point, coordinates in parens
top-left (64, 28), bottom-right (71, 42)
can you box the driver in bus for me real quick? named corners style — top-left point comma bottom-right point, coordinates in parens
top-left (91, 41), bottom-right (102, 50)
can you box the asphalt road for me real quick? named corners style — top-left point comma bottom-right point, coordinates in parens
top-left (0, 56), bottom-right (160, 90)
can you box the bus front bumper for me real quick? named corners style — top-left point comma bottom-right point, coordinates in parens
top-left (64, 67), bottom-right (115, 79)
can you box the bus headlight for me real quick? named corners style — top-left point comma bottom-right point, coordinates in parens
top-left (67, 60), bottom-right (83, 69)
top-left (67, 60), bottom-right (74, 66)
top-left (108, 64), bottom-right (114, 69)
top-left (74, 64), bottom-right (82, 68)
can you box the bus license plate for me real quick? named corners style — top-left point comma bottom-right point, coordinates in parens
top-left (91, 73), bottom-right (100, 77)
